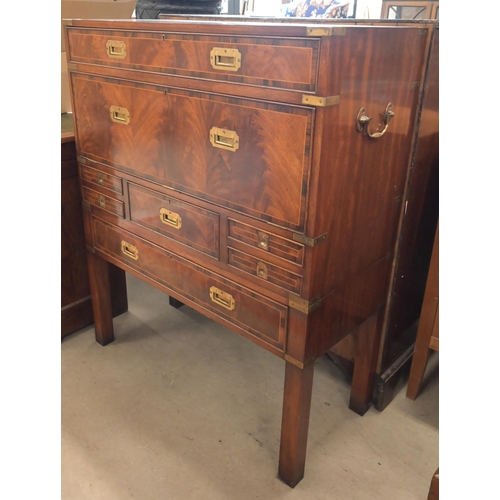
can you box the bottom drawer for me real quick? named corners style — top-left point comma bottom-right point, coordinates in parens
top-left (92, 217), bottom-right (287, 352)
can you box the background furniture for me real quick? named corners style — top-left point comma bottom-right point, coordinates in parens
top-left (381, 0), bottom-right (439, 20)
top-left (427, 468), bottom-right (439, 500)
top-left (407, 221), bottom-right (439, 400)
top-left (61, 114), bottom-right (128, 338)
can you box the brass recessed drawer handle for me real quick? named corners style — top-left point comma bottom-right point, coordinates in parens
top-left (110, 106), bottom-right (130, 125)
top-left (121, 241), bottom-right (139, 260)
top-left (209, 286), bottom-right (235, 311)
top-left (210, 47), bottom-right (241, 72)
top-left (98, 195), bottom-right (106, 208)
top-left (159, 208), bottom-right (182, 229)
top-left (210, 127), bottom-right (239, 152)
top-left (356, 103), bottom-right (394, 139)
top-left (106, 40), bottom-right (127, 59)
top-left (97, 172), bottom-right (105, 185)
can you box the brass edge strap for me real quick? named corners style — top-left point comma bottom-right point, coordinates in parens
top-left (82, 201), bottom-right (91, 213)
top-left (306, 27), bottom-right (346, 37)
top-left (292, 232), bottom-right (327, 247)
top-left (68, 62), bottom-right (77, 71)
top-left (301, 95), bottom-right (340, 107)
top-left (86, 244), bottom-right (95, 254)
top-left (284, 355), bottom-right (304, 370)
top-left (410, 82), bottom-right (420, 90)
top-left (77, 156), bottom-right (87, 165)
top-left (62, 19), bottom-right (73, 27)
top-left (288, 294), bottom-right (323, 314)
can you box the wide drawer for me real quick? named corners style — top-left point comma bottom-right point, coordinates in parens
top-left (72, 73), bottom-right (313, 231)
top-left (66, 28), bottom-right (320, 92)
top-left (92, 217), bottom-right (287, 351)
top-left (128, 182), bottom-right (219, 259)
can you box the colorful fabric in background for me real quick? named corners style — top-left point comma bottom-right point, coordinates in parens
top-left (280, 0), bottom-right (350, 18)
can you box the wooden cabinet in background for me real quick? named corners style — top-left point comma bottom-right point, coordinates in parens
top-left (381, 0), bottom-right (439, 20)
top-left (61, 116), bottom-right (128, 338)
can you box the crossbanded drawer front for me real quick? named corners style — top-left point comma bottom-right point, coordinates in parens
top-left (82, 186), bottom-right (124, 218)
top-left (228, 219), bottom-right (305, 267)
top-left (228, 248), bottom-right (303, 295)
top-left (128, 182), bottom-right (219, 259)
top-left (92, 218), bottom-right (287, 351)
top-left (72, 74), bottom-right (312, 231)
top-left (80, 165), bottom-right (123, 194)
top-left (67, 29), bottom-right (320, 92)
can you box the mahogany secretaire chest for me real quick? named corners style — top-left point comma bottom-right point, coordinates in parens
top-left (64, 18), bottom-right (435, 487)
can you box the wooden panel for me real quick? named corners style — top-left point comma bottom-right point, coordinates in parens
top-left (81, 164), bottom-right (123, 194)
top-left (67, 28), bottom-right (320, 92)
top-left (73, 74), bottom-right (312, 231)
top-left (228, 247), bottom-right (303, 294)
top-left (82, 186), bottom-right (125, 218)
top-left (128, 182), bottom-right (219, 258)
top-left (92, 217), bottom-right (288, 351)
top-left (228, 219), bottom-right (304, 266)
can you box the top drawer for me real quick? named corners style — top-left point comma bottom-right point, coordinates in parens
top-left (65, 28), bottom-right (321, 92)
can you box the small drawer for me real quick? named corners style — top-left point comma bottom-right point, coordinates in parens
top-left (82, 186), bottom-right (125, 218)
top-left (228, 219), bottom-right (305, 267)
top-left (128, 183), bottom-right (219, 259)
top-left (92, 218), bottom-right (287, 351)
top-left (228, 248), bottom-right (303, 295)
top-left (81, 165), bottom-right (123, 194)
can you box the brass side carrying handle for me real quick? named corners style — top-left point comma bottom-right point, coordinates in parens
top-left (209, 286), bottom-right (235, 311)
top-left (106, 40), bottom-right (127, 59)
top-left (110, 106), bottom-right (130, 125)
top-left (121, 241), bottom-right (139, 260)
top-left (210, 127), bottom-right (239, 152)
top-left (210, 47), bottom-right (242, 72)
top-left (356, 103), bottom-right (395, 139)
top-left (159, 208), bottom-right (182, 229)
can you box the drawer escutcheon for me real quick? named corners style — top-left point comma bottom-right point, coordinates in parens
top-left (256, 262), bottom-right (269, 279)
top-left (159, 208), bottom-right (182, 229)
top-left (121, 241), bottom-right (139, 260)
top-left (210, 47), bottom-right (241, 72)
top-left (209, 286), bottom-right (235, 311)
top-left (258, 231), bottom-right (270, 251)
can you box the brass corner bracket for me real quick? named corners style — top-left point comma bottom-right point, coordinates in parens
top-left (288, 294), bottom-right (323, 315)
top-left (292, 232), bottom-right (327, 247)
top-left (306, 27), bottom-right (346, 37)
top-left (302, 95), bottom-right (340, 108)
